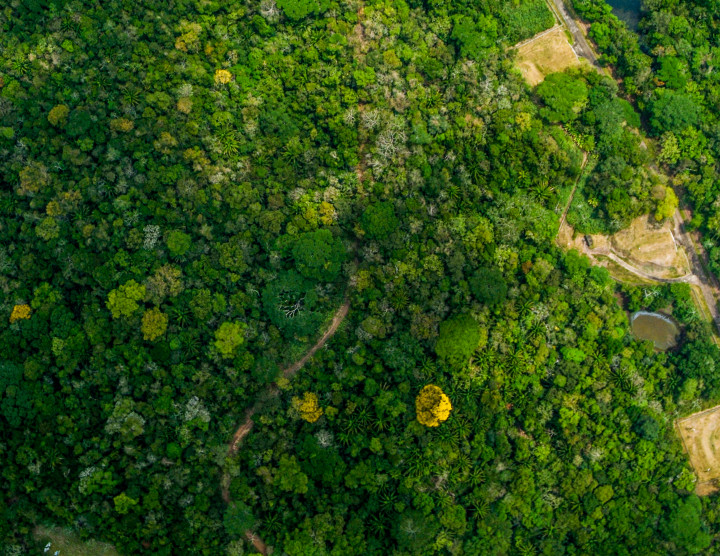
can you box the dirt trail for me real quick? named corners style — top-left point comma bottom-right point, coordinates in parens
top-left (558, 150), bottom-right (588, 230)
top-left (221, 298), bottom-right (350, 554)
top-left (221, 4), bottom-right (368, 551)
top-left (283, 300), bottom-right (350, 377)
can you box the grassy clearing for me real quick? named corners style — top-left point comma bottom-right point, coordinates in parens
top-left (34, 526), bottom-right (121, 556)
top-left (515, 27), bottom-right (581, 86)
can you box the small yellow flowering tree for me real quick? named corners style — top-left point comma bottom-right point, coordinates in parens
top-left (9, 304), bottom-right (31, 323)
top-left (214, 69), bottom-right (232, 85)
top-left (292, 392), bottom-right (323, 423)
top-left (416, 385), bottom-right (452, 427)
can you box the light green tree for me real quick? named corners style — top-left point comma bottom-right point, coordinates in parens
top-left (48, 104), bottom-right (70, 127)
top-left (141, 308), bottom-right (168, 341)
top-left (435, 314), bottom-right (483, 366)
top-left (106, 280), bottom-right (146, 319)
top-left (113, 492), bottom-right (138, 515)
top-left (655, 187), bottom-right (678, 221)
top-left (166, 230), bottom-right (192, 256)
top-left (214, 322), bottom-right (246, 358)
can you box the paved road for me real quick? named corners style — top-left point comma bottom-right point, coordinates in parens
top-left (546, 0), bottom-right (604, 71)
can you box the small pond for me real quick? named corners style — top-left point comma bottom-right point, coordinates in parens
top-left (630, 311), bottom-right (680, 350)
top-left (605, 0), bottom-right (642, 30)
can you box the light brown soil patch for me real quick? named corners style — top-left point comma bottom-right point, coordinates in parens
top-left (676, 405), bottom-right (720, 495)
top-left (560, 214), bottom-right (691, 280)
top-left (515, 27), bottom-right (581, 86)
top-left (610, 215), bottom-right (689, 278)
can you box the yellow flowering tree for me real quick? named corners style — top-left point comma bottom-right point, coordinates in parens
top-left (415, 385), bottom-right (452, 427)
top-left (292, 392), bottom-right (323, 423)
top-left (10, 304), bottom-right (31, 323)
top-left (214, 69), bottom-right (232, 85)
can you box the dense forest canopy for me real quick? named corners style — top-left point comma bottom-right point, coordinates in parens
top-left (2, 0), bottom-right (720, 554)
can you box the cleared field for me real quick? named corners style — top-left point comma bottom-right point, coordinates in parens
top-left (676, 405), bottom-right (720, 496)
top-left (34, 526), bottom-right (121, 556)
top-left (610, 215), bottom-right (690, 279)
top-left (515, 27), bottom-right (581, 86)
top-left (560, 214), bottom-right (691, 280)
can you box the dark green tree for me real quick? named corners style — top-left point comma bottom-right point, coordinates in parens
top-left (470, 267), bottom-right (507, 306)
top-left (291, 229), bottom-right (346, 282)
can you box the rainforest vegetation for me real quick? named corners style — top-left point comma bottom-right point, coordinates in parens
top-left (2, 0), bottom-right (720, 554)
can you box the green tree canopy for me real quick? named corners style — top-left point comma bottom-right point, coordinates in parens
top-left (361, 201), bottom-right (398, 240)
top-left (166, 230), bottom-right (192, 256)
top-left (536, 72), bottom-right (589, 123)
top-left (277, 0), bottom-right (329, 20)
top-left (223, 502), bottom-right (256, 537)
top-left (451, 15), bottom-right (498, 60)
top-left (214, 322), bottom-right (246, 359)
top-left (262, 271), bottom-right (323, 336)
top-left (435, 313), bottom-right (482, 366)
top-left (291, 229), bottom-right (346, 282)
top-left (470, 267), bottom-right (507, 306)
top-left (650, 90), bottom-right (699, 134)
top-left (106, 280), bottom-right (146, 319)
top-left (661, 495), bottom-right (712, 554)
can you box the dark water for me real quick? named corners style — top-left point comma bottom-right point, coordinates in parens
top-left (631, 312), bottom-right (679, 350)
top-left (606, 0), bottom-right (641, 30)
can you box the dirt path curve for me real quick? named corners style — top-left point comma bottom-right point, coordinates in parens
top-left (221, 297), bottom-right (351, 554)
top-left (587, 248), bottom-right (697, 284)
